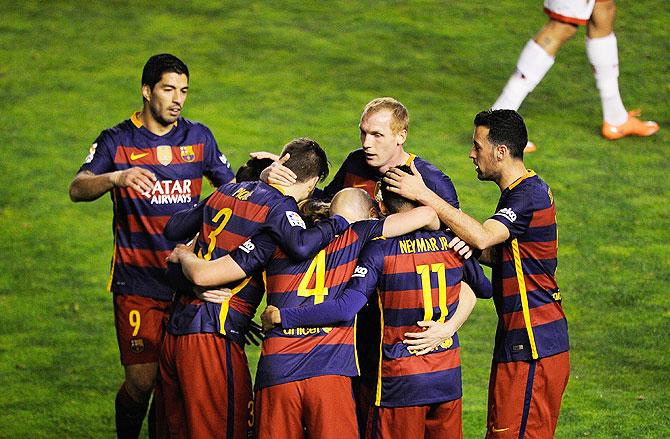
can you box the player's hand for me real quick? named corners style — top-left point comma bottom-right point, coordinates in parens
top-left (403, 320), bottom-right (456, 356)
top-left (382, 161), bottom-right (428, 202)
top-left (194, 287), bottom-right (232, 304)
top-left (249, 151), bottom-right (280, 161)
top-left (244, 321), bottom-right (264, 346)
top-left (166, 242), bottom-right (196, 263)
top-left (111, 166), bottom-right (156, 195)
top-left (259, 153), bottom-right (297, 186)
top-left (261, 305), bottom-right (281, 332)
top-left (448, 236), bottom-right (473, 259)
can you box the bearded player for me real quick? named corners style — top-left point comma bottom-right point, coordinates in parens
top-left (69, 54), bottom-right (234, 438)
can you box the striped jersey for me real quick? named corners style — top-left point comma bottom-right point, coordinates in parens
top-left (323, 149), bottom-right (460, 208)
top-left (342, 230), bottom-right (490, 407)
top-left (77, 112), bottom-right (234, 300)
top-left (489, 170), bottom-right (569, 362)
top-left (167, 181), bottom-right (349, 345)
top-left (232, 219), bottom-right (385, 390)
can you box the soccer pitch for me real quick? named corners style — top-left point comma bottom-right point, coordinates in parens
top-left (1, 1), bottom-right (668, 437)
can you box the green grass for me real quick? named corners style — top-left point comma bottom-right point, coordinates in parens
top-left (1, 1), bottom-right (668, 437)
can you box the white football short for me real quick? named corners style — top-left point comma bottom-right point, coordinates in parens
top-left (543, 0), bottom-right (598, 25)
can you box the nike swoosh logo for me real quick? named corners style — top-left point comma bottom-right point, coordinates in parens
top-left (130, 152), bottom-right (149, 160)
top-left (491, 427), bottom-right (509, 433)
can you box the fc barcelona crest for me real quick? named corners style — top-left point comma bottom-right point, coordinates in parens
top-left (180, 145), bottom-right (196, 162)
top-left (130, 338), bottom-right (145, 354)
top-left (156, 145), bottom-right (173, 166)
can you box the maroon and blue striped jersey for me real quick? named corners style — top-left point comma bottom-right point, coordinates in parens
top-left (279, 229), bottom-right (492, 407)
top-left (322, 149), bottom-right (459, 208)
top-left (166, 181), bottom-right (350, 345)
top-left (231, 219), bottom-right (385, 390)
top-left (489, 170), bottom-right (569, 362)
top-left (77, 113), bottom-right (234, 300)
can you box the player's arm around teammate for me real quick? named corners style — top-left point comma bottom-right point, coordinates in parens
top-left (167, 197), bottom-right (441, 288)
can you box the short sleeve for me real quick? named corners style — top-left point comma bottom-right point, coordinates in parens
top-left (414, 159), bottom-right (460, 209)
top-left (229, 233), bottom-right (277, 274)
top-left (489, 189), bottom-right (534, 239)
top-left (77, 130), bottom-right (116, 175)
top-left (353, 219), bottom-right (385, 244)
top-left (202, 127), bottom-right (234, 186)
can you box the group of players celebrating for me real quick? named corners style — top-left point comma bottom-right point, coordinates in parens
top-left (71, 52), bottom-right (569, 439)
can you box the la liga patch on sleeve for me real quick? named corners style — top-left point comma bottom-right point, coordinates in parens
top-left (285, 211), bottom-right (306, 229)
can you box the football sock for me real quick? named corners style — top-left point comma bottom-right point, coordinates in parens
top-left (586, 33), bottom-right (628, 125)
top-left (115, 382), bottom-right (150, 439)
top-left (492, 39), bottom-right (555, 111)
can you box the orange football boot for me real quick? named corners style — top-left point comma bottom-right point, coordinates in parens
top-left (524, 140), bottom-right (537, 153)
top-left (602, 110), bottom-right (660, 140)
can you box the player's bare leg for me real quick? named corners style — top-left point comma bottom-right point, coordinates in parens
top-left (587, 0), bottom-right (659, 139)
top-left (492, 19), bottom-right (577, 153)
top-left (116, 362), bottom-right (158, 439)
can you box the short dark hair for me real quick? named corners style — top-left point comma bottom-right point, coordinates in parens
top-left (474, 109), bottom-right (527, 159)
top-left (141, 54), bottom-right (189, 90)
top-left (380, 165), bottom-right (420, 213)
top-left (299, 199), bottom-right (331, 228)
top-left (280, 138), bottom-right (329, 183)
top-left (235, 158), bottom-right (274, 182)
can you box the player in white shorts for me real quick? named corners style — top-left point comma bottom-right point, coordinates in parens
top-left (491, 0), bottom-right (659, 152)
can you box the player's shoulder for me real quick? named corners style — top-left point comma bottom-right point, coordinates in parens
top-left (411, 154), bottom-right (446, 176)
top-left (513, 172), bottom-right (553, 204)
top-left (349, 217), bottom-right (382, 238)
top-left (344, 148), bottom-right (366, 161)
top-left (177, 117), bottom-right (214, 135)
top-left (101, 118), bottom-right (135, 138)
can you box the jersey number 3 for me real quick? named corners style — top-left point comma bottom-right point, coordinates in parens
top-left (199, 208), bottom-right (233, 260)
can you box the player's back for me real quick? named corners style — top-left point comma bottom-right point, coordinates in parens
top-left (256, 219), bottom-right (384, 390)
top-left (169, 181), bottom-right (289, 344)
top-left (364, 229), bottom-right (480, 407)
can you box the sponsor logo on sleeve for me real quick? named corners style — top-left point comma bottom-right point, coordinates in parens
top-left (286, 211), bottom-right (306, 229)
top-left (84, 143), bottom-right (97, 163)
top-left (351, 266), bottom-right (368, 278)
top-left (219, 153), bottom-right (229, 166)
top-left (494, 207), bottom-right (517, 222)
top-left (239, 240), bottom-right (255, 253)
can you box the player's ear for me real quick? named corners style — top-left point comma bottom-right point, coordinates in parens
top-left (496, 144), bottom-right (507, 161)
top-left (379, 201), bottom-right (389, 216)
top-left (395, 128), bottom-right (407, 146)
top-left (142, 84), bottom-right (152, 102)
top-left (307, 175), bottom-right (319, 193)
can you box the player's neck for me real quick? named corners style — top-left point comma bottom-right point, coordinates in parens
top-left (138, 109), bottom-right (175, 137)
top-left (378, 149), bottom-right (410, 174)
top-left (497, 161), bottom-right (528, 191)
top-left (282, 182), bottom-right (308, 202)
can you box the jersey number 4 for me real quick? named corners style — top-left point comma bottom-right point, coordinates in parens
top-left (297, 250), bottom-right (329, 304)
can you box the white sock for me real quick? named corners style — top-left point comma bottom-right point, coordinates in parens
top-left (586, 33), bottom-right (628, 125)
top-left (492, 39), bottom-right (555, 110)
